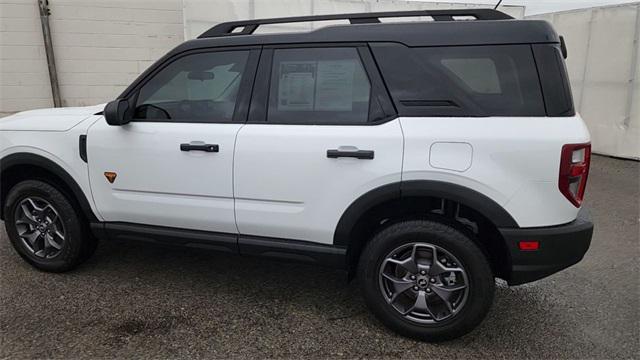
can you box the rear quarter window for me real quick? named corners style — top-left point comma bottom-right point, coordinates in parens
top-left (371, 43), bottom-right (547, 117)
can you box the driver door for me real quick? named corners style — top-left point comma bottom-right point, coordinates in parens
top-left (87, 48), bottom-right (259, 234)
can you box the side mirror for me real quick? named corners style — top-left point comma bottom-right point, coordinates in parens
top-left (104, 99), bottom-right (130, 126)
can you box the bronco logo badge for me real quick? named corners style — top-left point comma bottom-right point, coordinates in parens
top-left (104, 172), bottom-right (117, 184)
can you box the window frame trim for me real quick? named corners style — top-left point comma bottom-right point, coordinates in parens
top-left (122, 46), bottom-right (261, 124)
top-left (247, 42), bottom-right (397, 126)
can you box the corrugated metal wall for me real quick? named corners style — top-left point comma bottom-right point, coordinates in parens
top-left (528, 4), bottom-right (640, 160)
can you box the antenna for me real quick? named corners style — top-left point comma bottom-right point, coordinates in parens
top-left (494, 0), bottom-right (503, 10)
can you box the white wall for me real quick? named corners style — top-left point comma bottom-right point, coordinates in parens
top-left (0, 0), bottom-right (184, 117)
top-left (0, 0), bottom-right (52, 117)
top-left (528, 4), bottom-right (640, 160)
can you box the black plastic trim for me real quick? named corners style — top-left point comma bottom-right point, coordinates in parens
top-left (500, 207), bottom-right (593, 285)
top-left (333, 182), bottom-right (402, 247)
top-left (0, 153), bottom-right (98, 221)
top-left (90, 222), bottom-right (347, 269)
top-left (199, 9), bottom-right (513, 38)
top-left (327, 149), bottom-right (374, 159)
top-left (333, 180), bottom-right (517, 247)
top-left (180, 143), bottom-right (219, 152)
top-left (171, 21), bottom-right (560, 53)
top-left (239, 235), bottom-right (346, 268)
top-left (78, 135), bottom-right (87, 163)
top-left (400, 180), bottom-right (518, 227)
top-left (92, 222), bottom-right (239, 253)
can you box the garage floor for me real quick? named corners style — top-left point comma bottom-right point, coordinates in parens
top-left (1, 155), bottom-right (638, 358)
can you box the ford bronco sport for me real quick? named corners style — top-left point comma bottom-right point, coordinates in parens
top-left (0, 9), bottom-right (594, 341)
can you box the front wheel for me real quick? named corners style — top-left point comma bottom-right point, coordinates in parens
top-left (358, 219), bottom-right (495, 341)
top-left (3, 180), bottom-right (97, 272)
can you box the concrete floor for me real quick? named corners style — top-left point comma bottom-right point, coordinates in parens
top-left (0, 155), bottom-right (638, 358)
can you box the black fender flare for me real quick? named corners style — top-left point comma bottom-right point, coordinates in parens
top-left (0, 152), bottom-right (98, 221)
top-left (333, 180), bottom-right (518, 247)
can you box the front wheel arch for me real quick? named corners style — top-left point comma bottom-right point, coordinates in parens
top-left (0, 153), bottom-right (97, 222)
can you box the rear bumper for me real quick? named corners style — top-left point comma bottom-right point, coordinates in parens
top-left (499, 207), bottom-right (593, 286)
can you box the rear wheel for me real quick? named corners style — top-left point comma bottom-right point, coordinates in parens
top-left (3, 180), bottom-right (97, 272)
top-left (358, 219), bottom-right (494, 341)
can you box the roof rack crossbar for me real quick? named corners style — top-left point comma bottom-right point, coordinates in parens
top-left (198, 9), bottom-right (513, 38)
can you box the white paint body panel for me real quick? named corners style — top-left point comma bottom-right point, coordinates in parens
top-left (429, 142), bottom-right (473, 172)
top-left (0, 105), bottom-right (104, 132)
top-left (0, 106), bottom-right (104, 221)
top-left (233, 120), bottom-right (404, 244)
top-left (1, 103), bottom-right (591, 244)
top-left (400, 115), bottom-right (590, 227)
top-left (85, 119), bottom-right (241, 233)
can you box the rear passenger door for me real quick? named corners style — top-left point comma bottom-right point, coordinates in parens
top-left (233, 45), bottom-right (402, 245)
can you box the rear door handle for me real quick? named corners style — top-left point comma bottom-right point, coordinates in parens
top-left (180, 143), bottom-right (219, 152)
top-left (327, 149), bottom-right (374, 160)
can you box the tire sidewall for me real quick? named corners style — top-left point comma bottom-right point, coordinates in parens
top-left (359, 220), bottom-right (495, 341)
top-left (4, 180), bottom-right (84, 272)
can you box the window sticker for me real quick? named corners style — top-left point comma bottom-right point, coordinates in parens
top-left (276, 59), bottom-right (357, 112)
top-left (277, 61), bottom-right (316, 111)
top-left (315, 60), bottom-right (356, 111)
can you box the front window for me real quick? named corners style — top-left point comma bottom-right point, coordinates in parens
top-left (134, 50), bottom-right (250, 122)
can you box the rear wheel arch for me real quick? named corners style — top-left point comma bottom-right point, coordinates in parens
top-left (333, 180), bottom-right (517, 280)
top-left (0, 153), bottom-right (97, 222)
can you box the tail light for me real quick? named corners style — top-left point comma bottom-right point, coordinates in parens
top-left (559, 143), bottom-right (591, 207)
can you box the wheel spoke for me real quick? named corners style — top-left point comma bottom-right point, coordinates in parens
top-left (404, 291), bottom-right (436, 318)
top-left (42, 205), bottom-right (58, 223)
top-left (45, 234), bottom-right (62, 250)
top-left (431, 283), bottom-right (466, 303)
top-left (382, 273), bottom-right (414, 302)
top-left (22, 231), bottom-right (41, 245)
top-left (20, 203), bottom-right (38, 223)
top-left (15, 218), bottom-right (36, 227)
top-left (54, 229), bottom-right (64, 241)
top-left (428, 261), bottom-right (464, 276)
top-left (385, 256), bottom-right (418, 275)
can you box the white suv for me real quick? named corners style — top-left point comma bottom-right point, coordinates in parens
top-left (0, 10), bottom-right (593, 341)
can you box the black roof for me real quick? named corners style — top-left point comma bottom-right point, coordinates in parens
top-left (171, 9), bottom-right (559, 54)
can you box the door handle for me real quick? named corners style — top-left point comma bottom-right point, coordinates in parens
top-left (327, 149), bottom-right (374, 160)
top-left (180, 143), bottom-right (219, 152)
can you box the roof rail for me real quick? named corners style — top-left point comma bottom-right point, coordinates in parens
top-left (198, 9), bottom-right (513, 38)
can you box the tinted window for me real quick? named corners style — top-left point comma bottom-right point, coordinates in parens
top-left (440, 58), bottom-right (502, 94)
top-left (416, 46), bottom-right (544, 116)
top-left (371, 43), bottom-right (546, 117)
top-left (267, 47), bottom-right (373, 124)
top-left (134, 51), bottom-right (249, 122)
top-left (532, 44), bottom-right (575, 116)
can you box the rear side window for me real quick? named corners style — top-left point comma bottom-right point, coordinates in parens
top-left (267, 47), bottom-right (376, 124)
top-left (371, 44), bottom-right (546, 117)
top-left (532, 44), bottom-right (575, 116)
top-left (440, 58), bottom-right (502, 94)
